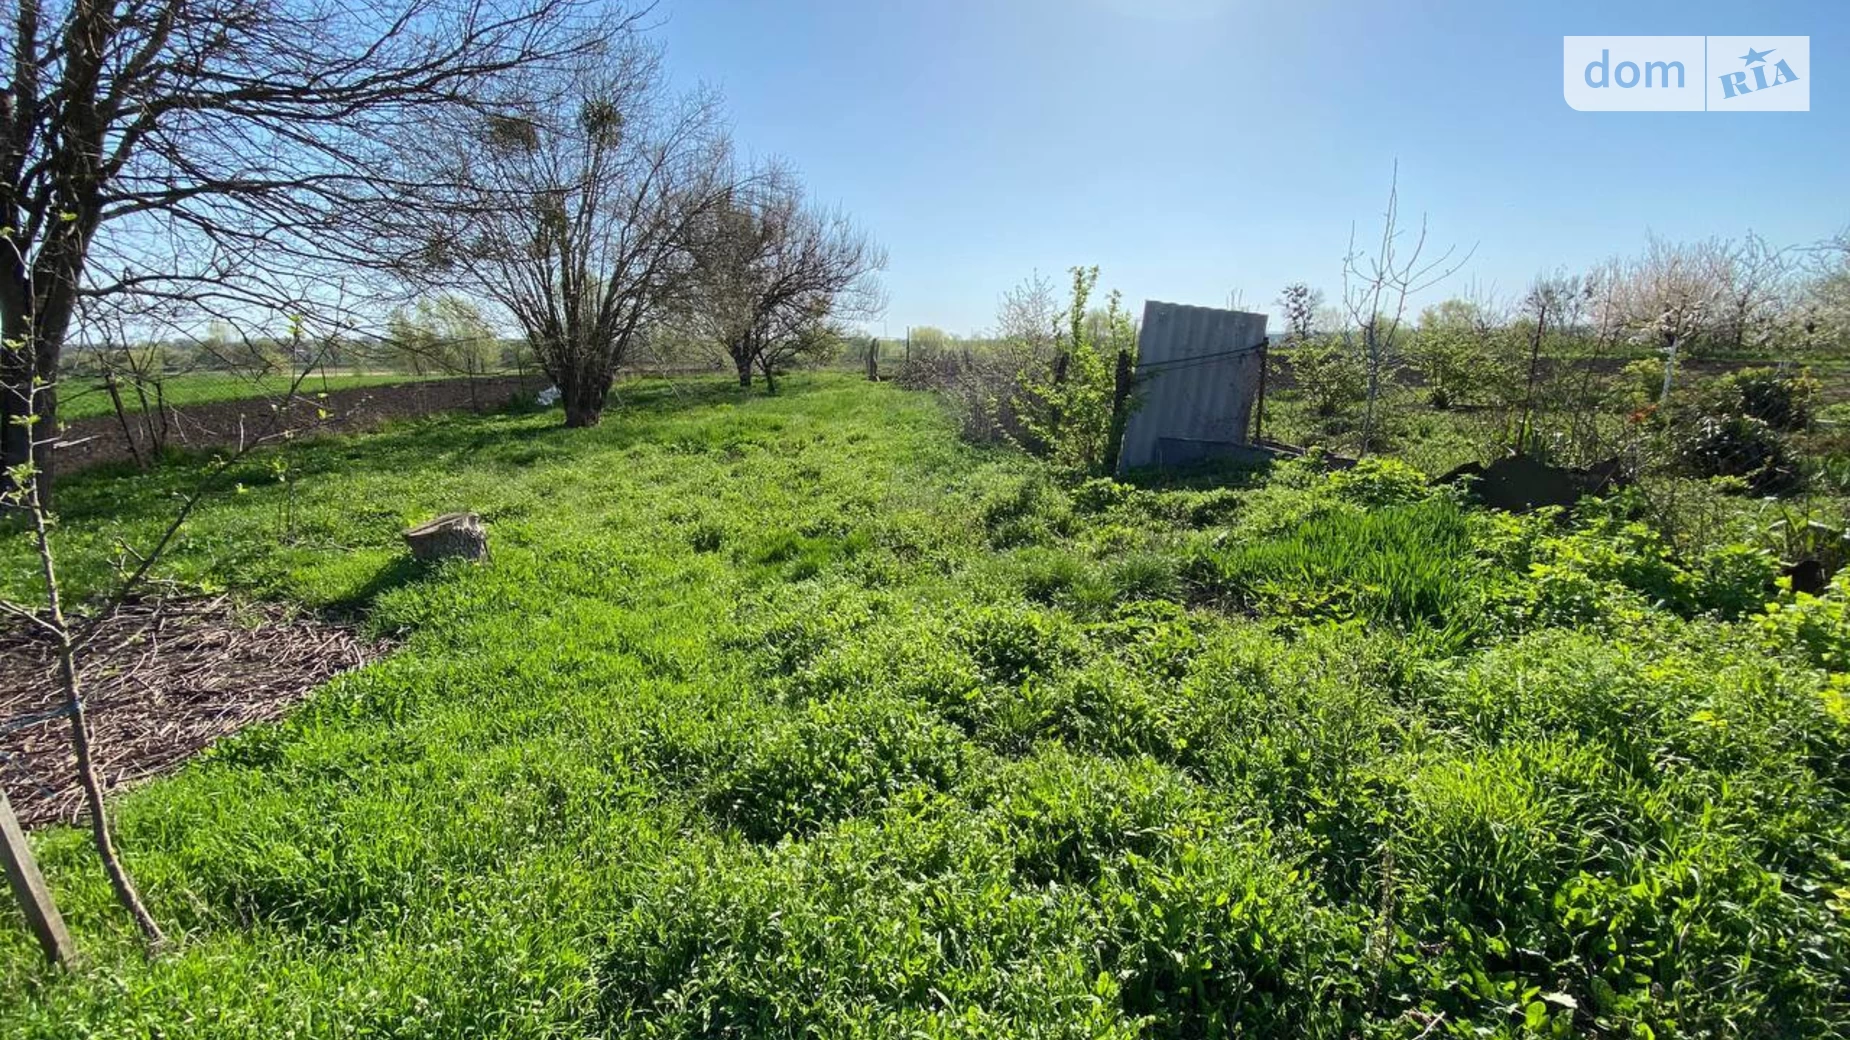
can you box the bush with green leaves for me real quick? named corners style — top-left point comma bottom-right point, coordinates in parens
top-left (1286, 336), bottom-right (1367, 418)
top-left (978, 470), bottom-right (1076, 548)
top-left (1680, 412), bottom-right (1799, 493)
top-left (1708, 366), bottom-right (1819, 431)
top-left (1324, 455), bottom-right (1436, 506)
top-left (1759, 566), bottom-right (1850, 671)
top-left (1409, 299), bottom-right (1498, 410)
top-left (1013, 266), bottom-right (1135, 474)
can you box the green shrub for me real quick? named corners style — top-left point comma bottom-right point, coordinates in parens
top-left (1008, 546), bottom-right (1097, 605)
top-left (1181, 624), bottom-right (1408, 897)
top-left (1324, 456), bottom-right (1434, 506)
top-left (1288, 337), bottom-right (1366, 417)
top-left (1547, 828), bottom-right (1850, 1036)
top-left (1096, 834), bottom-right (1355, 1037)
top-left (1621, 355), bottom-right (1668, 409)
top-left (1497, 509), bottom-right (1779, 624)
top-left (728, 584), bottom-right (889, 680)
top-left (1694, 541), bottom-right (1783, 616)
top-left (1710, 366), bottom-right (1818, 431)
top-left (1070, 476), bottom-right (1137, 514)
top-left (1759, 568), bottom-right (1850, 671)
top-left (597, 811), bottom-right (1140, 1038)
top-left (1083, 599), bottom-right (1210, 683)
top-left (689, 520), bottom-right (725, 553)
top-left (1679, 413), bottom-right (1799, 493)
top-left (1395, 741), bottom-right (1606, 933)
top-left (984, 750), bottom-right (1215, 886)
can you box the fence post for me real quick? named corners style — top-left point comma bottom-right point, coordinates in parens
top-left (1, 788), bottom-right (76, 966)
top-left (1105, 348), bottom-right (1135, 475)
top-left (1252, 339), bottom-right (1268, 444)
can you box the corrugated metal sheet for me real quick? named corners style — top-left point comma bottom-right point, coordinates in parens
top-left (1116, 301), bottom-right (1268, 473)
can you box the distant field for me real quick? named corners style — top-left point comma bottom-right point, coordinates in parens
top-left (54, 371), bottom-right (456, 423)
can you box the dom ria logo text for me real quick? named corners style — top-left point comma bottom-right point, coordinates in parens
top-left (1563, 36), bottom-right (1809, 112)
top-left (1717, 46), bottom-right (1800, 99)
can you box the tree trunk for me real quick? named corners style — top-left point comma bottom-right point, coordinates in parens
top-left (1659, 332), bottom-right (1679, 410)
top-left (403, 512), bottom-right (490, 563)
top-left (0, 356), bottom-right (59, 509)
top-left (733, 347), bottom-right (753, 388)
top-left (1518, 304), bottom-right (1548, 454)
top-left (561, 371), bottom-right (609, 428)
top-left (103, 370), bottom-right (147, 470)
top-left (0, 351), bottom-right (33, 490)
top-left (0, 288), bottom-right (38, 498)
top-left (758, 354), bottom-right (777, 395)
top-left (2, 243), bottom-right (85, 510)
top-left (65, 641), bottom-right (165, 952)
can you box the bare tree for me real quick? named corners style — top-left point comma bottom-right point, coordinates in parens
top-left (1278, 283), bottom-right (1320, 346)
top-left (1341, 163), bottom-right (1474, 454)
top-left (79, 294), bottom-right (176, 469)
top-left (0, 0), bottom-right (619, 499)
top-left (995, 271), bottom-right (1060, 367)
top-left (1511, 273), bottom-right (1591, 456)
top-left (901, 273), bottom-right (1055, 444)
top-left (1561, 259), bottom-right (1628, 461)
top-left (411, 42), bottom-right (735, 425)
top-left (683, 165), bottom-right (885, 393)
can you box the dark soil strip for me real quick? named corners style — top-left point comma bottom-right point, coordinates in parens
top-left (54, 374), bottom-right (544, 472)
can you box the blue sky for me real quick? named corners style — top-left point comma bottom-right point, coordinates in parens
top-left (654, 0), bottom-right (1846, 335)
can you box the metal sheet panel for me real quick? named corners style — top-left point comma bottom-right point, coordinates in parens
top-left (1116, 301), bottom-right (1269, 473)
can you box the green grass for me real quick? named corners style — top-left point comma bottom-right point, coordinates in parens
top-left (3, 374), bottom-right (1848, 1037)
top-left (55, 370), bottom-right (456, 423)
top-left (1190, 497), bottom-right (1475, 628)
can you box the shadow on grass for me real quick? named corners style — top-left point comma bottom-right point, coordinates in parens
top-left (321, 554), bottom-right (431, 620)
top-left (1118, 455), bottom-right (1279, 492)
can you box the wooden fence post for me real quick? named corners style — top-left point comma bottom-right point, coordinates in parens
top-left (1252, 339), bottom-right (1268, 444)
top-left (1, 787), bottom-right (76, 966)
top-left (1105, 348), bottom-right (1135, 475)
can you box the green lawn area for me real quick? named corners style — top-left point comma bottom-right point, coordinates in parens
top-left (3, 374), bottom-right (1847, 1037)
top-left (55, 370), bottom-right (455, 423)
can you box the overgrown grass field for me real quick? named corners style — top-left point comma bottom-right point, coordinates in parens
top-left (3, 374), bottom-right (1848, 1037)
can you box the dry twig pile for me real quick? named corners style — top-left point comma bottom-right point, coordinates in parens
top-left (0, 595), bottom-right (376, 828)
